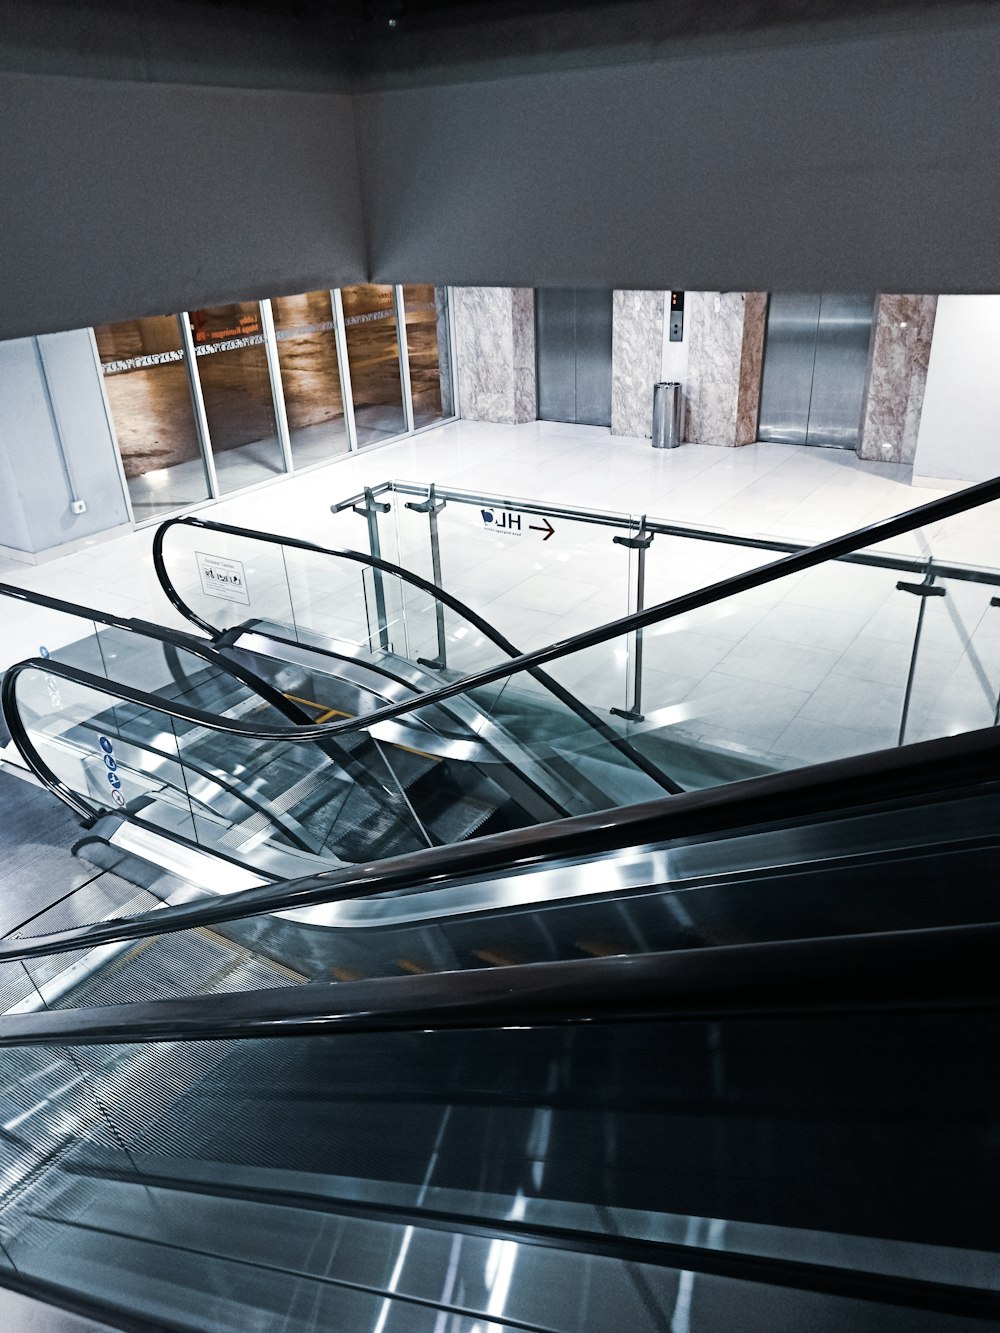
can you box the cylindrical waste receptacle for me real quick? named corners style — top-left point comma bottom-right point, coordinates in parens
top-left (652, 381), bottom-right (683, 449)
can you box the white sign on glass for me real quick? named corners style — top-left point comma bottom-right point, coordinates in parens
top-left (196, 552), bottom-right (250, 605)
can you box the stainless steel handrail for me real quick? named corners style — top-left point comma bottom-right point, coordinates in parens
top-left (333, 477), bottom-right (1000, 588)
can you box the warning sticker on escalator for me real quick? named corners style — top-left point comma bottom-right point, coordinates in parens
top-left (196, 552), bottom-right (250, 605)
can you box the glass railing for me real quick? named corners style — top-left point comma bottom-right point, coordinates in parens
top-left (153, 510), bottom-right (680, 794)
top-left (155, 500), bottom-right (561, 680)
top-left (160, 480), bottom-right (1000, 788)
top-left (323, 477), bottom-right (1000, 776)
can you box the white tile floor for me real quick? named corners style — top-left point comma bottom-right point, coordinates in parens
top-left (2, 419), bottom-right (998, 774)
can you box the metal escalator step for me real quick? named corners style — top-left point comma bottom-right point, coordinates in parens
top-left (428, 796), bottom-right (502, 845)
top-left (51, 930), bottom-right (304, 1012)
top-left (216, 763), bottom-right (338, 851)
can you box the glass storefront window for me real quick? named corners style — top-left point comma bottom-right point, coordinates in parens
top-left (341, 284), bottom-right (406, 446)
top-left (189, 302), bottom-right (285, 494)
top-left (403, 285), bottom-right (454, 429)
top-left (94, 315), bottom-right (211, 522)
top-left (270, 291), bottom-right (349, 469)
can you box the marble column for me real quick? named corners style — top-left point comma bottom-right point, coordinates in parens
top-left (611, 290), bottom-right (664, 438)
top-left (684, 292), bottom-right (767, 446)
top-left (452, 287), bottom-right (536, 424)
top-left (858, 295), bottom-right (937, 463)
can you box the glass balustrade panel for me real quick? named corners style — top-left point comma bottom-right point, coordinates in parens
top-left (157, 522), bottom-right (297, 637)
top-left (881, 494), bottom-right (1000, 745)
top-left (0, 598), bottom-right (106, 678)
top-left (11, 668), bottom-right (198, 845)
top-left (389, 492), bottom-right (639, 668)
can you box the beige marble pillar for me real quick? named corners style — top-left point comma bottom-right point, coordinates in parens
top-left (684, 292), bottom-right (767, 446)
top-left (611, 290), bottom-right (664, 437)
top-left (453, 287), bottom-right (536, 424)
top-left (858, 295), bottom-right (937, 463)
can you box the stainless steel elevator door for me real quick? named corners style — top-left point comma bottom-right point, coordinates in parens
top-left (536, 288), bottom-right (613, 427)
top-left (757, 293), bottom-right (875, 449)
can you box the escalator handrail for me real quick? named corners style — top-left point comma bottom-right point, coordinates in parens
top-left (149, 475), bottom-right (1000, 749)
top-left (3, 914), bottom-right (1000, 1050)
top-left (0, 582), bottom-right (323, 739)
top-left (154, 515), bottom-right (684, 794)
top-left (1, 719), bottom-right (995, 964)
top-left (0, 583), bottom-right (432, 840)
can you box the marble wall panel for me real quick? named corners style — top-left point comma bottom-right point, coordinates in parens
top-left (736, 292), bottom-right (768, 445)
top-left (511, 287), bottom-right (537, 424)
top-left (453, 286), bottom-right (535, 425)
top-left (684, 292), bottom-right (757, 446)
top-left (858, 294), bottom-right (937, 463)
top-left (611, 290), bottom-right (665, 438)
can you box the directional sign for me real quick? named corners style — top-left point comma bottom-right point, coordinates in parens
top-left (480, 509), bottom-right (556, 542)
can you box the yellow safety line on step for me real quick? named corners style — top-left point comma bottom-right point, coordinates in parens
top-left (283, 692), bottom-right (355, 719)
top-left (282, 690), bottom-right (440, 762)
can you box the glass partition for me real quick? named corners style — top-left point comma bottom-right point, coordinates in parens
top-left (190, 303), bottom-right (285, 493)
top-left (271, 290), bottom-right (349, 469)
top-left (94, 315), bottom-right (211, 521)
top-left (341, 284), bottom-right (406, 445)
top-left (402, 284), bottom-right (454, 428)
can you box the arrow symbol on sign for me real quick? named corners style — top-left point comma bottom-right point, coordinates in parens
top-left (529, 518), bottom-right (555, 542)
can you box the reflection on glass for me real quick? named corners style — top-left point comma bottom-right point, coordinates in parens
top-left (94, 315), bottom-right (210, 522)
top-left (271, 291), bottom-right (349, 469)
top-left (190, 302), bottom-right (284, 494)
top-left (341, 285), bottom-right (406, 445)
top-left (403, 284), bottom-right (454, 428)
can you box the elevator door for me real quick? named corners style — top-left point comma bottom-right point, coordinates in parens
top-left (757, 293), bottom-right (875, 449)
top-left (535, 288), bottom-right (613, 427)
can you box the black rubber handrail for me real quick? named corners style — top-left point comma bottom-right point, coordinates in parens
top-left (0, 581), bottom-right (322, 767)
top-left (2, 915), bottom-right (1000, 1050)
top-left (0, 586), bottom-right (432, 844)
top-left (0, 722), bottom-right (994, 965)
top-left (154, 515), bottom-right (684, 793)
top-left (149, 476), bottom-right (1000, 749)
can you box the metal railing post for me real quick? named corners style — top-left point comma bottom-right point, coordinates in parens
top-left (404, 482), bottom-right (449, 669)
top-left (610, 517), bottom-right (654, 722)
top-left (352, 486), bottom-right (392, 651)
top-left (896, 562), bottom-right (946, 746)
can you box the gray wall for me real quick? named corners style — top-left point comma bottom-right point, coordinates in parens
top-left (0, 72), bottom-right (365, 339)
top-left (4, 8), bottom-right (1000, 345)
top-left (357, 10), bottom-right (1000, 293)
top-left (0, 330), bottom-right (130, 555)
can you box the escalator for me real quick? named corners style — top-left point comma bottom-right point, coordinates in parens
top-left (0, 565), bottom-right (674, 892)
top-left (0, 478), bottom-right (999, 1328)
top-left (0, 724), bottom-right (997, 1330)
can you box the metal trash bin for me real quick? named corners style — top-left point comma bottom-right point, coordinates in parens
top-left (652, 381), bottom-right (683, 449)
